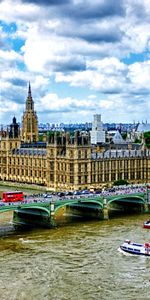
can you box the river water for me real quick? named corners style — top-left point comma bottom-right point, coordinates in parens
top-left (0, 213), bottom-right (150, 300)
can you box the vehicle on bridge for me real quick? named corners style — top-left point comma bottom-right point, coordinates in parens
top-left (2, 191), bottom-right (24, 202)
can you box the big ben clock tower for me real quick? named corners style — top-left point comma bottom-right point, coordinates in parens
top-left (21, 82), bottom-right (39, 143)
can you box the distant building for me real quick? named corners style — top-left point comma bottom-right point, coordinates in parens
top-left (90, 114), bottom-right (105, 144)
top-left (136, 122), bottom-right (150, 133)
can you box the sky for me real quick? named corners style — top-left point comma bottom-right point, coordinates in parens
top-left (0, 0), bottom-right (150, 125)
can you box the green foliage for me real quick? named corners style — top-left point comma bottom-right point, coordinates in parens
top-left (144, 131), bottom-right (150, 148)
top-left (47, 131), bottom-right (54, 138)
top-left (113, 179), bottom-right (129, 186)
top-left (47, 130), bottom-right (61, 138)
top-left (134, 138), bottom-right (141, 143)
top-left (144, 131), bottom-right (150, 139)
top-left (121, 132), bottom-right (127, 140)
top-left (38, 134), bottom-right (43, 142)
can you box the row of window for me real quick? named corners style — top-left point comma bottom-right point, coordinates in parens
top-left (0, 170), bottom-right (148, 185)
top-left (7, 157), bottom-right (47, 167)
top-left (56, 170), bottom-right (146, 185)
top-left (91, 159), bottom-right (147, 171)
top-left (8, 168), bottom-right (46, 178)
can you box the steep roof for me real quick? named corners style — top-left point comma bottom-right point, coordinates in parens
top-left (112, 130), bottom-right (124, 144)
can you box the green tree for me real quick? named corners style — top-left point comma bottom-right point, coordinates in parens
top-left (113, 179), bottom-right (129, 186)
top-left (144, 131), bottom-right (150, 148)
top-left (121, 132), bottom-right (127, 140)
top-left (134, 138), bottom-right (141, 143)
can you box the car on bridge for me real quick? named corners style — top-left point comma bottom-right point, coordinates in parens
top-left (73, 191), bottom-right (82, 195)
top-left (81, 190), bottom-right (90, 194)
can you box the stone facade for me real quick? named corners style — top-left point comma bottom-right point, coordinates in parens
top-left (0, 129), bottom-right (150, 191)
top-left (0, 86), bottom-right (150, 191)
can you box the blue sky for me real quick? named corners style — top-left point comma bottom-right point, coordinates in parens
top-left (0, 0), bottom-right (150, 125)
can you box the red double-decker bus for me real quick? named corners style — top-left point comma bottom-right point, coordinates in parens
top-left (2, 191), bottom-right (24, 202)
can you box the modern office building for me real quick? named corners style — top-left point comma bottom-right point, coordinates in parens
top-left (0, 85), bottom-right (150, 191)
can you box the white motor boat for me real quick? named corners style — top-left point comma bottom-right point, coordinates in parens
top-left (119, 240), bottom-right (150, 256)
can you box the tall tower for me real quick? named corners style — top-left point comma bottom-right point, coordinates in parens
top-left (21, 83), bottom-right (39, 143)
top-left (9, 116), bottom-right (20, 139)
top-left (90, 114), bottom-right (105, 144)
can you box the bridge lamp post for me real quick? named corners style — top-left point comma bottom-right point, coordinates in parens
top-left (103, 198), bottom-right (107, 205)
top-left (50, 202), bottom-right (55, 215)
top-left (49, 201), bottom-right (56, 227)
top-left (103, 198), bottom-right (109, 220)
top-left (143, 185), bottom-right (149, 213)
top-left (146, 185), bottom-right (150, 204)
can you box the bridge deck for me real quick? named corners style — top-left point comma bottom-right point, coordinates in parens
top-left (0, 192), bottom-right (146, 213)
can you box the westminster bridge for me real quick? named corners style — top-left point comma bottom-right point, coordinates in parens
top-left (0, 191), bottom-right (149, 229)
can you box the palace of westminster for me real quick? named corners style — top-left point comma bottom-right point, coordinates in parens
top-left (0, 84), bottom-right (150, 191)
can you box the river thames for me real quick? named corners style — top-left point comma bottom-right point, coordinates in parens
top-left (0, 213), bottom-right (150, 300)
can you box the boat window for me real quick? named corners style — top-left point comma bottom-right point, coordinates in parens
top-left (132, 243), bottom-right (142, 247)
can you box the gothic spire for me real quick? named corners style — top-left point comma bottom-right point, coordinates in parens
top-left (28, 81), bottom-right (31, 97)
top-left (22, 82), bottom-right (39, 142)
top-left (26, 82), bottom-right (34, 111)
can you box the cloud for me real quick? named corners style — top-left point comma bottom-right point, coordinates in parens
top-left (55, 58), bottom-right (150, 95)
top-left (0, 49), bottom-right (22, 62)
top-left (40, 93), bottom-right (93, 112)
top-left (0, 0), bottom-right (42, 23)
top-left (47, 56), bottom-right (86, 72)
top-left (60, 0), bottom-right (125, 20)
top-left (10, 78), bottom-right (27, 87)
top-left (127, 0), bottom-right (150, 22)
top-left (0, 0), bottom-right (150, 124)
top-left (21, 0), bottom-right (125, 20)
top-left (22, 0), bottom-right (71, 5)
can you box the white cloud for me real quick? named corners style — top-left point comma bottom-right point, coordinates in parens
top-left (0, 98), bottom-right (22, 125)
top-left (0, 49), bottom-right (22, 62)
top-left (40, 93), bottom-right (93, 111)
top-left (0, 0), bottom-right (41, 24)
top-left (0, 0), bottom-right (150, 124)
top-left (128, 61), bottom-right (150, 87)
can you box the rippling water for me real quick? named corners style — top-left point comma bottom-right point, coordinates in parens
top-left (0, 214), bottom-right (150, 300)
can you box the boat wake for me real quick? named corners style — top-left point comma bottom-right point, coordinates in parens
top-left (18, 237), bottom-right (37, 244)
top-left (117, 247), bottom-right (133, 256)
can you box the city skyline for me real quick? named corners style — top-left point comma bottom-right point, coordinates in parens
top-left (0, 0), bottom-right (150, 125)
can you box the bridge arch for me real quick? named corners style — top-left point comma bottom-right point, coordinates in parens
top-left (54, 199), bottom-right (103, 213)
top-left (17, 206), bottom-right (50, 216)
top-left (106, 194), bottom-right (145, 216)
top-left (53, 199), bottom-right (104, 224)
top-left (13, 206), bottom-right (51, 228)
top-left (107, 195), bottom-right (145, 205)
top-left (0, 206), bottom-right (50, 216)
